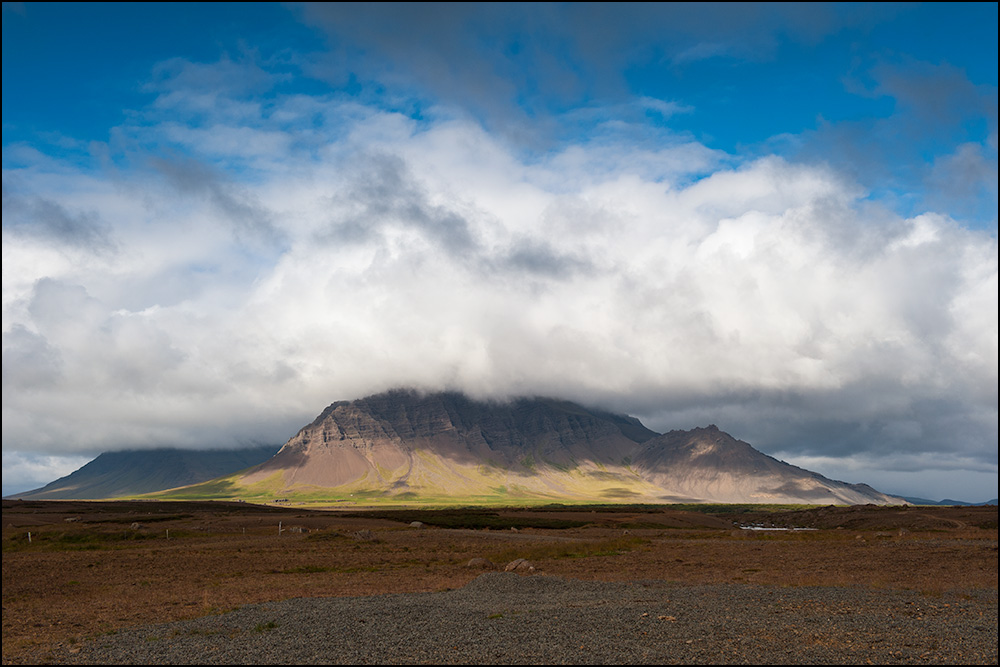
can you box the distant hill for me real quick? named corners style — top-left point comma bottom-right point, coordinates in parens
top-left (901, 496), bottom-right (999, 507)
top-left (166, 389), bottom-right (906, 505)
top-left (9, 446), bottom-right (279, 500)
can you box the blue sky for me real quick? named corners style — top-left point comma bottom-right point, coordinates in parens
top-left (2, 2), bottom-right (997, 501)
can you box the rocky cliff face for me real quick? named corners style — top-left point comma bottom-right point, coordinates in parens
top-left (235, 389), bottom-right (903, 505)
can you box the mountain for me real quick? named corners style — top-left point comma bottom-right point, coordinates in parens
top-left (9, 446), bottom-right (279, 500)
top-left (169, 389), bottom-right (904, 505)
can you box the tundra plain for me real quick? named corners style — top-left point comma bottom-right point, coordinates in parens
top-left (2, 500), bottom-right (997, 664)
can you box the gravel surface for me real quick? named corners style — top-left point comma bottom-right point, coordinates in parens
top-left (58, 573), bottom-right (997, 665)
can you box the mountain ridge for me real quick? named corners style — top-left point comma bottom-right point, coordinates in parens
top-left (207, 389), bottom-right (905, 505)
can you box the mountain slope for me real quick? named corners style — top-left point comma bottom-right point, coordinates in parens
top-left (180, 389), bottom-right (904, 505)
top-left (631, 426), bottom-right (898, 504)
top-left (10, 446), bottom-right (279, 500)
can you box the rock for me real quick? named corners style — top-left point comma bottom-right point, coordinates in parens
top-left (130, 522), bottom-right (144, 530)
top-left (353, 529), bottom-right (378, 542)
top-left (465, 558), bottom-right (497, 570)
top-left (504, 558), bottom-right (535, 572)
top-left (409, 521), bottom-right (425, 529)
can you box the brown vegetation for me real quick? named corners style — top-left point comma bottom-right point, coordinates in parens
top-left (2, 500), bottom-right (996, 664)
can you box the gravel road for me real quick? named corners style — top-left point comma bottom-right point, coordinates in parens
top-left (58, 573), bottom-right (997, 665)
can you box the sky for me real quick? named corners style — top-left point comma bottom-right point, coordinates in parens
top-left (2, 2), bottom-right (997, 502)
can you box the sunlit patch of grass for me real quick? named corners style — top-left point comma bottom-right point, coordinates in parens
top-left (152, 478), bottom-right (240, 499)
top-left (599, 486), bottom-right (640, 498)
top-left (147, 471), bottom-right (296, 503)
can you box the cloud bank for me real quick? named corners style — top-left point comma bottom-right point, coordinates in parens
top-left (4, 77), bottom-right (996, 498)
top-left (2, 4), bottom-right (996, 500)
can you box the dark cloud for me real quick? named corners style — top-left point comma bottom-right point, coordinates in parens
top-left (927, 141), bottom-right (999, 223)
top-left (870, 61), bottom-right (996, 127)
top-left (792, 59), bottom-right (998, 225)
top-left (297, 3), bottom-right (894, 138)
top-left (325, 153), bottom-right (477, 254)
top-left (2, 181), bottom-right (115, 253)
top-left (322, 153), bottom-right (597, 284)
top-left (151, 156), bottom-right (284, 244)
top-left (764, 400), bottom-right (996, 464)
top-left (626, 385), bottom-right (997, 474)
top-left (498, 239), bottom-right (593, 279)
top-left (299, 3), bottom-right (549, 135)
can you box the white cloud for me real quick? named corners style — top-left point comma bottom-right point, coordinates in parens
top-left (2, 94), bottom-right (997, 500)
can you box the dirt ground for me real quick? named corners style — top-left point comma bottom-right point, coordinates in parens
top-left (2, 500), bottom-right (997, 665)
